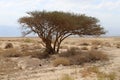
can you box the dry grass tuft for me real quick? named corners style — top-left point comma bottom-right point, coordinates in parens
top-left (0, 48), bottom-right (22, 57)
top-left (60, 74), bottom-right (74, 80)
top-left (92, 40), bottom-right (102, 46)
top-left (59, 47), bottom-right (81, 57)
top-left (80, 42), bottom-right (90, 46)
top-left (88, 50), bottom-right (109, 61)
top-left (23, 38), bottom-right (34, 43)
top-left (81, 66), bottom-right (116, 80)
top-left (116, 42), bottom-right (120, 48)
top-left (81, 47), bottom-right (88, 50)
top-left (53, 57), bottom-right (70, 67)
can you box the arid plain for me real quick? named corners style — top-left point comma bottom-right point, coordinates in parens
top-left (0, 37), bottom-right (120, 80)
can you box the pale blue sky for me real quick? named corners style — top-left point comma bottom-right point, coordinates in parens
top-left (0, 0), bottom-right (120, 37)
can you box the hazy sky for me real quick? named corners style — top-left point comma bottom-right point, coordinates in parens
top-left (0, 0), bottom-right (120, 37)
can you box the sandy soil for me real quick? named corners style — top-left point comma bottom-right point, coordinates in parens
top-left (0, 37), bottom-right (120, 80)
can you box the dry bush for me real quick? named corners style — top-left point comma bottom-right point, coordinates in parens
top-left (59, 47), bottom-right (81, 57)
top-left (69, 54), bottom-right (89, 65)
top-left (23, 38), bottom-right (34, 43)
top-left (81, 47), bottom-right (88, 50)
top-left (91, 45), bottom-right (99, 50)
top-left (97, 72), bottom-right (116, 80)
top-left (4, 43), bottom-right (13, 49)
top-left (116, 42), bottom-right (120, 48)
top-left (88, 50), bottom-right (109, 62)
top-left (91, 40), bottom-right (102, 46)
top-left (33, 50), bottom-right (49, 59)
top-left (80, 42), bottom-right (90, 46)
top-left (103, 42), bottom-right (112, 47)
top-left (0, 48), bottom-right (22, 57)
top-left (60, 74), bottom-right (74, 80)
top-left (60, 45), bottom-right (68, 49)
top-left (81, 66), bottom-right (99, 77)
top-left (53, 57), bottom-right (70, 67)
top-left (20, 44), bottom-right (30, 51)
top-left (0, 42), bottom-right (2, 45)
top-left (70, 42), bottom-right (76, 45)
top-left (81, 66), bottom-right (116, 80)
top-left (59, 48), bottom-right (108, 65)
top-left (33, 45), bottom-right (42, 49)
top-left (22, 50), bottom-right (49, 59)
top-left (0, 47), bottom-right (3, 51)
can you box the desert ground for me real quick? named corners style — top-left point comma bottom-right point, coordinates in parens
top-left (0, 37), bottom-right (120, 80)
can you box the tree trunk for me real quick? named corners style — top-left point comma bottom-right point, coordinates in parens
top-left (56, 42), bottom-right (61, 53)
top-left (45, 44), bottom-right (55, 54)
top-left (45, 40), bottom-right (55, 54)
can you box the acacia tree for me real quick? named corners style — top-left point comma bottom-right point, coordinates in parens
top-left (18, 11), bottom-right (105, 54)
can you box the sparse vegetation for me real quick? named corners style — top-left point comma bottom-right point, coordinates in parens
top-left (4, 43), bottom-right (13, 49)
top-left (60, 45), bottom-right (68, 49)
top-left (59, 48), bottom-right (108, 65)
top-left (97, 72), bottom-right (116, 80)
top-left (92, 40), bottom-right (102, 46)
top-left (88, 50), bottom-right (109, 61)
top-left (0, 48), bottom-right (22, 57)
top-left (81, 46), bottom-right (88, 50)
top-left (53, 57), bottom-right (70, 67)
top-left (80, 42), bottom-right (90, 46)
top-left (116, 42), bottom-right (120, 48)
top-left (0, 37), bottom-right (120, 80)
top-left (60, 74), bottom-right (74, 80)
top-left (81, 66), bottom-right (116, 80)
top-left (23, 38), bottom-right (34, 43)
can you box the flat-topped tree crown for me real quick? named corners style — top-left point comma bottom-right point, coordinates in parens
top-left (18, 11), bottom-right (106, 54)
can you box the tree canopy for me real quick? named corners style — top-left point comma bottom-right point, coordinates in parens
top-left (18, 11), bottom-right (106, 54)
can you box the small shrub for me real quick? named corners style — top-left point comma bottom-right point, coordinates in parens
top-left (33, 45), bottom-right (42, 49)
top-left (92, 40), bottom-right (102, 46)
top-left (91, 45), bottom-right (99, 50)
top-left (23, 50), bottom-right (49, 59)
top-left (116, 43), bottom-right (120, 48)
top-left (88, 50), bottom-right (109, 62)
top-left (80, 42), bottom-right (90, 46)
top-left (81, 66), bottom-right (99, 77)
top-left (97, 72), bottom-right (116, 80)
top-left (86, 66), bottom-right (99, 73)
top-left (60, 45), bottom-right (68, 49)
top-left (81, 47), bottom-right (88, 50)
top-left (1, 48), bottom-right (22, 57)
top-left (4, 43), bottom-right (13, 49)
top-left (59, 48), bottom-right (108, 65)
top-left (53, 57), bottom-right (70, 67)
top-left (60, 74), bottom-right (74, 80)
top-left (24, 38), bottom-right (34, 43)
top-left (59, 47), bottom-right (81, 57)
top-left (69, 54), bottom-right (89, 65)
top-left (81, 66), bottom-right (116, 80)
top-left (20, 44), bottom-right (29, 51)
